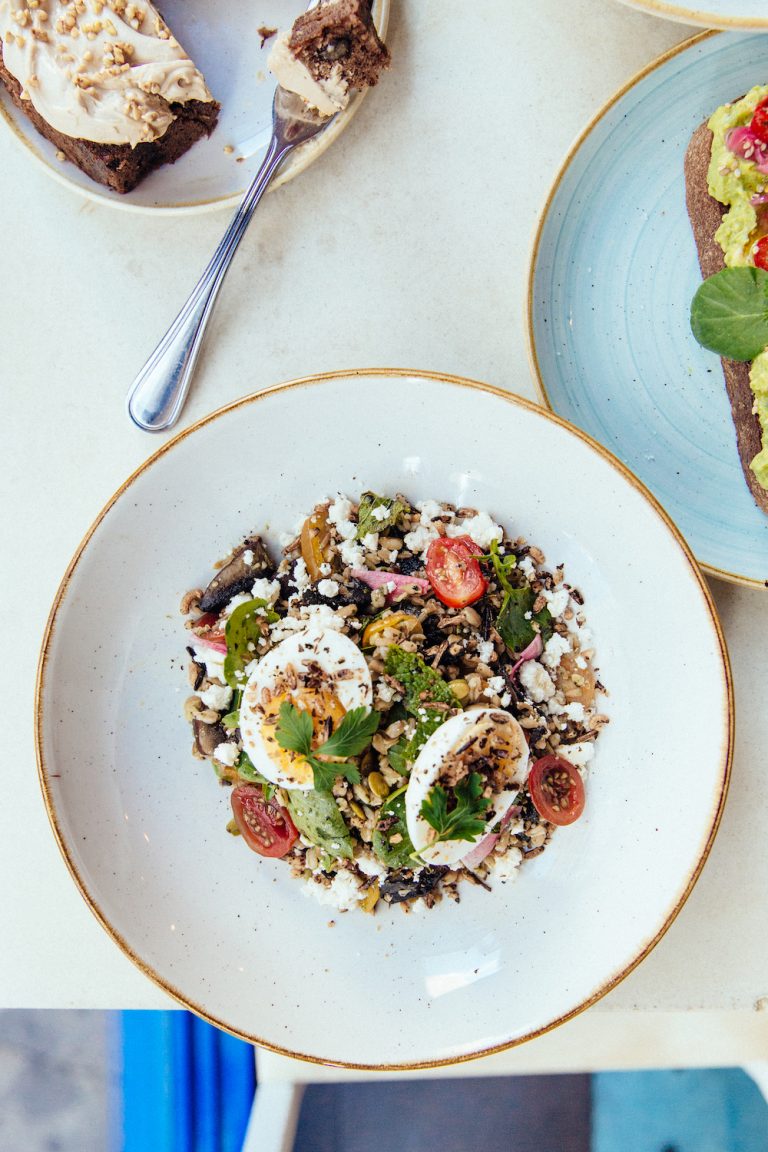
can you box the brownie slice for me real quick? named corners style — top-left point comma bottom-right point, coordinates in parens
top-left (288, 0), bottom-right (390, 91)
top-left (0, 44), bottom-right (219, 195)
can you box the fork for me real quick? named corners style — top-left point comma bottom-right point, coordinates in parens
top-left (126, 87), bottom-right (331, 433)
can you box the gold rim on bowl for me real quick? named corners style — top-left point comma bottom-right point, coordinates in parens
top-left (35, 368), bottom-right (735, 1070)
top-left (624, 0), bottom-right (768, 29)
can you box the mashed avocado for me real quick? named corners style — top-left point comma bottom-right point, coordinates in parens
top-left (707, 85), bottom-right (768, 266)
top-left (708, 88), bottom-right (768, 490)
top-left (749, 350), bottom-right (768, 487)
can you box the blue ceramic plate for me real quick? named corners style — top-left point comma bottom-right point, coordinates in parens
top-left (528, 30), bottom-right (768, 588)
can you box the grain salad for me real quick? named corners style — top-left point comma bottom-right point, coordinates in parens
top-left (181, 493), bottom-right (608, 915)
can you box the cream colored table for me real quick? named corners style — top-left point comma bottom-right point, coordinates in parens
top-left (3, 0), bottom-right (768, 1076)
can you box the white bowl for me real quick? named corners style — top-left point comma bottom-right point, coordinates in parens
top-left (36, 370), bottom-right (732, 1069)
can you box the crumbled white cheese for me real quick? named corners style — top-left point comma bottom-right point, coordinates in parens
top-left (543, 587), bottom-right (571, 619)
top-left (445, 512), bottom-right (502, 550)
top-left (361, 532), bottom-right (379, 553)
top-left (549, 700), bottom-right (586, 722)
top-left (519, 660), bottom-right (555, 702)
top-left (319, 562), bottom-right (332, 576)
top-left (417, 499), bottom-right (444, 523)
top-left (269, 603), bottom-right (346, 644)
top-left (292, 557), bottom-right (311, 593)
top-left (388, 550), bottom-right (398, 562)
top-left (559, 741), bottom-right (595, 770)
top-left (242, 549), bottom-right (254, 566)
top-left (371, 504), bottom-right (390, 523)
top-left (190, 643), bottom-right (226, 681)
top-left (476, 639), bottom-right (495, 664)
top-left (356, 854), bottom-right (388, 878)
top-left (518, 556), bottom-right (536, 580)
top-left (318, 578), bottom-right (340, 598)
top-left (327, 495), bottom-right (357, 541)
top-left (303, 869), bottom-right (363, 912)
top-left (251, 577), bottom-right (281, 605)
top-left (491, 847), bottom-right (523, 883)
top-left (199, 683), bottom-right (233, 710)
top-left (483, 675), bottom-right (506, 698)
top-left (500, 691), bottom-right (511, 707)
top-left (213, 742), bottom-right (239, 767)
top-left (541, 633), bottom-right (570, 672)
top-left (221, 592), bottom-right (252, 617)
top-left (403, 522), bottom-right (439, 556)
top-left (339, 538), bottom-right (366, 568)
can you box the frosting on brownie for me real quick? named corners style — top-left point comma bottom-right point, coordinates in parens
top-left (0, 0), bottom-right (213, 146)
top-left (267, 32), bottom-right (348, 118)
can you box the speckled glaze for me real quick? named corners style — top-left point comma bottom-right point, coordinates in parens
top-left (36, 371), bottom-right (732, 1069)
top-left (0, 0), bottom-right (389, 215)
top-left (528, 31), bottom-right (768, 589)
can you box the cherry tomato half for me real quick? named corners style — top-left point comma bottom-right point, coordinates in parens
top-left (195, 611), bottom-right (227, 646)
top-left (528, 755), bottom-right (585, 827)
top-left (231, 785), bottom-right (299, 858)
top-left (753, 236), bottom-right (768, 272)
top-left (751, 97), bottom-right (768, 144)
top-left (425, 536), bottom-right (487, 608)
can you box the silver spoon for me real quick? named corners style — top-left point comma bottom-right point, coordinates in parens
top-left (126, 87), bottom-right (330, 432)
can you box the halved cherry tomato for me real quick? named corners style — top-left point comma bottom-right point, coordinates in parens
top-left (751, 97), bottom-right (768, 144)
top-left (231, 785), bottom-right (298, 858)
top-left (753, 236), bottom-right (768, 272)
top-left (528, 755), bottom-right (585, 826)
top-left (425, 536), bottom-right (487, 608)
top-left (194, 611), bottom-right (226, 646)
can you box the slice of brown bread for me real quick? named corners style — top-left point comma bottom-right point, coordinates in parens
top-left (684, 120), bottom-right (768, 513)
top-left (0, 44), bottom-right (219, 195)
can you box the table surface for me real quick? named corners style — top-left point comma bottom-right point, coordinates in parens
top-left (4, 0), bottom-right (768, 1037)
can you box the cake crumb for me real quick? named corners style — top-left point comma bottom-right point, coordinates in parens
top-left (55, 149), bottom-right (66, 161)
top-left (257, 25), bottom-right (277, 48)
top-left (223, 143), bottom-right (234, 154)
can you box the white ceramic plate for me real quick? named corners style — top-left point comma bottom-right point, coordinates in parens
top-left (0, 0), bottom-right (389, 214)
top-left (36, 370), bottom-right (732, 1069)
top-left (617, 0), bottom-right (768, 28)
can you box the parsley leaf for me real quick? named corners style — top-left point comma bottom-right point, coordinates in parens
top-left (420, 771), bottom-right (491, 845)
top-left (275, 701), bottom-right (378, 792)
top-left (356, 491), bottom-right (407, 541)
top-left (275, 700), bottom-right (313, 755)
top-left (384, 647), bottom-right (459, 771)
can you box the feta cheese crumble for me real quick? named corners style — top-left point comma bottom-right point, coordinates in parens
top-left (318, 578), bottom-right (340, 598)
top-left (200, 683), bottom-right (233, 710)
top-left (303, 869), bottom-right (363, 912)
top-left (519, 660), bottom-right (556, 702)
top-left (213, 742), bottom-right (239, 767)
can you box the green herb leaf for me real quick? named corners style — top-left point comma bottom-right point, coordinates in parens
top-left (496, 587), bottom-right (552, 655)
top-left (320, 706), bottom-right (379, 759)
top-left (478, 538), bottom-right (517, 595)
top-left (223, 598), bottom-right (279, 689)
top-left (690, 267), bottom-right (768, 361)
top-left (420, 771), bottom-right (491, 846)
top-left (286, 790), bottom-right (354, 859)
top-left (356, 491), bottom-right (407, 540)
top-left (372, 789), bottom-right (415, 869)
top-left (275, 702), bottom-right (376, 792)
top-left (275, 700), bottom-right (314, 757)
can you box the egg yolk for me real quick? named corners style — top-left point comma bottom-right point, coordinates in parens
top-left (260, 688), bottom-right (347, 785)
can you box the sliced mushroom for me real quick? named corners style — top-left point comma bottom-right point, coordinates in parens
top-left (192, 717), bottom-right (229, 758)
top-left (186, 647), bottom-right (206, 691)
top-left (199, 537), bottom-right (274, 613)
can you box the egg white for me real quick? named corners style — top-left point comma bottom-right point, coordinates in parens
top-left (405, 707), bottom-right (530, 865)
top-left (239, 627), bottom-right (373, 790)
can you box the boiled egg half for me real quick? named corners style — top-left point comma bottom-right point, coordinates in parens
top-left (239, 627), bottom-right (373, 790)
top-left (405, 707), bottom-right (530, 865)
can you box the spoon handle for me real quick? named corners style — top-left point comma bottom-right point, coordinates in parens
top-left (126, 134), bottom-right (290, 433)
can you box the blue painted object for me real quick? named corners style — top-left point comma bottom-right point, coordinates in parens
top-left (117, 1011), bottom-right (255, 1152)
top-left (593, 1069), bottom-right (768, 1152)
top-left (530, 32), bottom-right (768, 586)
